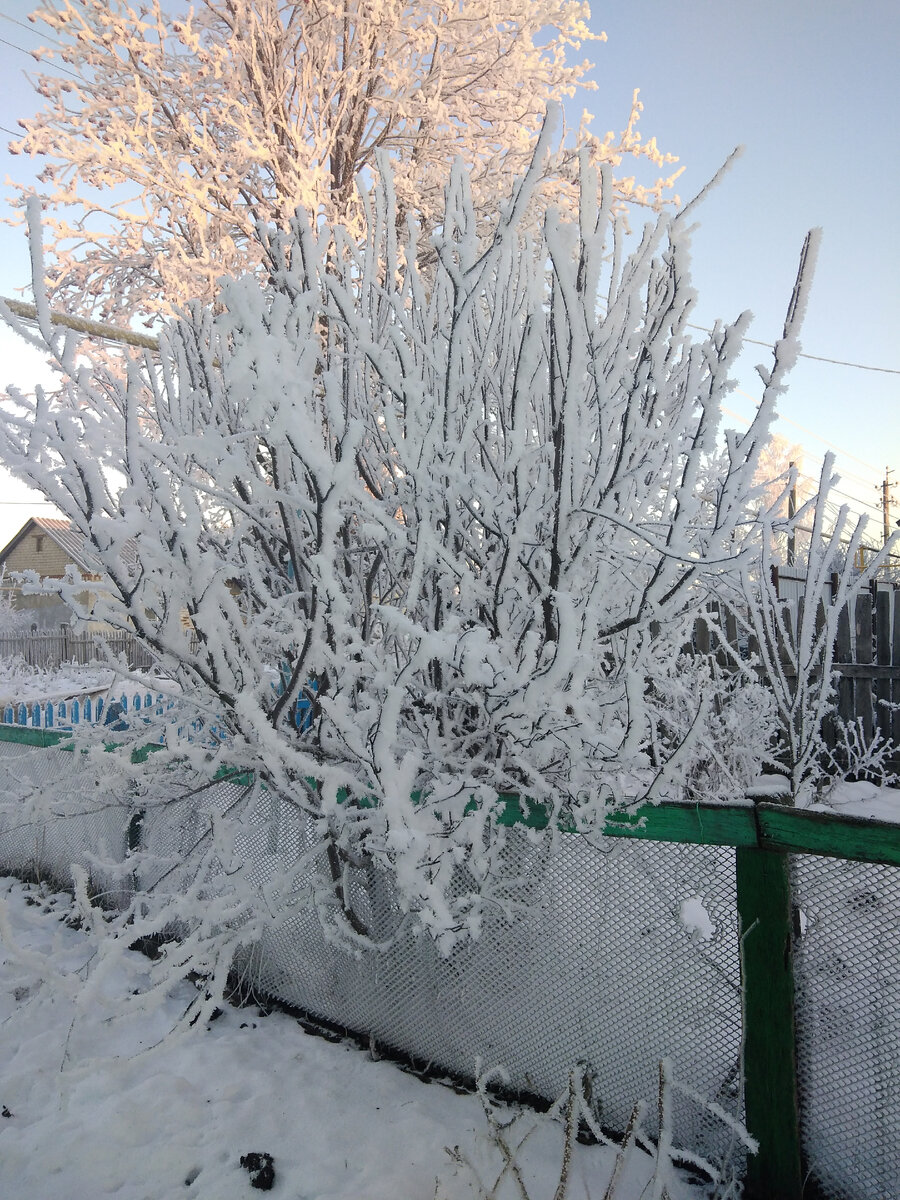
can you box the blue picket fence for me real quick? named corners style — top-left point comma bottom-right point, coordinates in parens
top-left (0, 690), bottom-right (171, 731)
top-left (2, 678), bottom-right (316, 736)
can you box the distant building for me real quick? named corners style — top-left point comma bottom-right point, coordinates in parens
top-left (0, 516), bottom-right (134, 632)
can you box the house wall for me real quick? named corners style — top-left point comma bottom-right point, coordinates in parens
top-left (2, 532), bottom-right (73, 579)
top-left (1, 530), bottom-right (100, 631)
top-left (3, 593), bottom-right (74, 633)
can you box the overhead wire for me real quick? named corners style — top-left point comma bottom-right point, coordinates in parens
top-left (720, 406), bottom-right (887, 527)
top-left (1, 28), bottom-right (897, 387)
top-left (687, 321), bottom-right (900, 376)
top-left (730, 388), bottom-right (884, 475)
top-left (0, 24), bottom-right (83, 82)
top-left (0, 13), bottom-right (43, 35)
top-left (0, 60), bottom-right (895, 504)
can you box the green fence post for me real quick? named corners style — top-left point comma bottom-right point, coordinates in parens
top-left (736, 843), bottom-right (803, 1200)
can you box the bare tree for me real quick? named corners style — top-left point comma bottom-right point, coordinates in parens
top-left (8, 0), bottom-right (681, 323)
top-left (0, 147), bottom-right (815, 982)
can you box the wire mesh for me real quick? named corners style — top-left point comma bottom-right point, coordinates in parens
top-left (792, 854), bottom-right (900, 1200)
top-left (0, 738), bottom-right (129, 905)
top-left (218, 788), bottom-right (746, 1175)
top-left (5, 732), bottom-right (900, 1195)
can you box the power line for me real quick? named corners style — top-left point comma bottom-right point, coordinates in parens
top-left (687, 322), bottom-right (900, 376)
top-left (800, 478), bottom-right (883, 520)
top-left (731, 388), bottom-right (882, 474)
top-left (784, 442), bottom-right (883, 493)
top-left (721, 405), bottom-right (886, 523)
top-left (797, 454), bottom-right (879, 494)
top-left (0, 30), bottom-right (82, 82)
top-left (752, 433), bottom-right (880, 493)
top-left (0, 13), bottom-right (41, 35)
top-left (1, 20), bottom-right (897, 382)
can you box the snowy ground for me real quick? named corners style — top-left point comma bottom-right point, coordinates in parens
top-left (0, 877), bottom-right (707, 1200)
top-left (0, 659), bottom-right (115, 706)
top-left (0, 659), bottom-right (174, 709)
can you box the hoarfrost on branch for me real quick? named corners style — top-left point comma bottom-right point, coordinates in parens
top-left (3, 143), bottom-right (885, 970)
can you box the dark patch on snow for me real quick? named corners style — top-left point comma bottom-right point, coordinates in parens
top-left (239, 1151), bottom-right (275, 1191)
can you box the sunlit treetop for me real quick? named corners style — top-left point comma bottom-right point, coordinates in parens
top-left (10, 0), bottom-right (682, 323)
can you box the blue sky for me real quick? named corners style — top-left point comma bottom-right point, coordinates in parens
top-left (579, 0), bottom-right (899, 538)
top-left (0, 0), bottom-right (897, 546)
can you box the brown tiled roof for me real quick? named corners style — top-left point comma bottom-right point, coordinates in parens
top-left (32, 517), bottom-right (93, 567)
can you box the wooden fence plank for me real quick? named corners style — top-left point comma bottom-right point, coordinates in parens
top-left (875, 589), bottom-right (892, 744)
top-left (832, 663), bottom-right (899, 680)
top-left (493, 795), bottom-right (761, 845)
top-left (496, 795), bottom-right (900, 865)
top-left (694, 614), bottom-right (711, 657)
top-left (597, 802), bottom-right (759, 847)
top-left (756, 803), bottom-right (900, 868)
top-left (0, 724), bottom-right (69, 748)
top-left (855, 592), bottom-right (874, 741)
top-left (834, 602), bottom-right (853, 732)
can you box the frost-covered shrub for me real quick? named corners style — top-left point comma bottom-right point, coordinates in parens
top-left (716, 455), bottom-right (897, 805)
top-left (0, 141), bottom-right (818, 954)
top-left (0, 570), bottom-right (30, 636)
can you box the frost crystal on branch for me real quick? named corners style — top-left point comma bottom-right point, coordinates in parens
top-left (1, 150), bottom-right (820, 954)
top-left (9, 0), bottom-right (682, 323)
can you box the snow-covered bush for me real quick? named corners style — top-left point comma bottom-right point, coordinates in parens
top-left (0, 137), bottom-right (817, 957)
top-left (713, 454), bottom-right (897, 804)
top-left (0, 569), bottom-right (30, 636)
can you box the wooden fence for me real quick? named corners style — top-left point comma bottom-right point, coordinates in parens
top-left (0, 688), bottom-right (172, 731)
top-left (832, 586), bottom-right (900, 751)
top-left (695, 581), bottom-right (900, 769)
top-left (3, 583), bottom-right (899, 757)
top-left (2, 718), bottom-right (897, 1199)
top-left (0, 629), bottom-right (161, 670)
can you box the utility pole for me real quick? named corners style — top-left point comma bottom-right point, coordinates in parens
top-left (787, 461), bottom-right (797, 567)
top-left (881, 467), bottom-right (895, 547)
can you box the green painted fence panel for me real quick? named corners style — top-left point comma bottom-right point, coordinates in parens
top-left (736, 846), bottom-right (803, 1200)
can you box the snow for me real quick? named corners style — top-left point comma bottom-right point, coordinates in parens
top-left (815, 780), bottom-right (900, 824)
top-left (0, 876), bottom-right (706, 1200)
top-left (0, 660), bottom-right (172, 708)
top-left (0, 660), bottom-right (114, 707)
top-left (746, 772), bottom-right (900, 822)
top-left (678, 896), bottom-right (715, 943)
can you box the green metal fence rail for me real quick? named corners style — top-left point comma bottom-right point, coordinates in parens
top-left (2, 720), bottom-right (899, 1197)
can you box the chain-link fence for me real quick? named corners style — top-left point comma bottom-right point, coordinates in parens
top-left (0, 735), bottom-right (130, 906)
top-left (792, 854), bottom-right (900, 1199)
top-left (1, 731), bottom-right (898, 1197)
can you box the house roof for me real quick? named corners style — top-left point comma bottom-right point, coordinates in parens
top-left (0, 516), bottom-right (138, 577)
